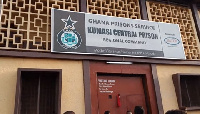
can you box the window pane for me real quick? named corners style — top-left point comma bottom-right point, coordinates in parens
top-left (39, 73), bottom-right (57, 114)
top-left (21, 73), bottom-right (39, 114)
top-left (20, 71), bottom-right (58, 114)
top-left (180, 77), bottom-right (190, 106)
top-left (181, 76), bottom-right (200, 107)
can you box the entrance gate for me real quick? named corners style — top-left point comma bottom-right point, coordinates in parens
top-left (97, 74), bottom-right (147, 114)
top-left (89, 62), bottom-right (158, 114)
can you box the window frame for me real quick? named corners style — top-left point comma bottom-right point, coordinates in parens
top-left (172, 73), bottom-right (200, 111)
top-left (14, 68), bottom-right (62, 114)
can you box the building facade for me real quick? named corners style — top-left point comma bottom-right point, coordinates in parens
top-left (1, 0), bottom-right (200, 114)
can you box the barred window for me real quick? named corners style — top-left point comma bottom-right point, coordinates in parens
top-left (173, 73), bottom-right (200, 110)
top-left (14, 68), bottom-right (62, 114)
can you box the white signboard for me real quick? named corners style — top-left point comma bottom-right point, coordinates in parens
top-left (51, 9), bottom-right (186, 59)
top-left (98, 79), bottom-right (115, 93)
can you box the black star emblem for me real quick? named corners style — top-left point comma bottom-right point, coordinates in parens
top-left (61, 15), bottom-right (77, 28)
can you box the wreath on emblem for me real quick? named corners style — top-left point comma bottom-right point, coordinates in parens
top-left (57, 15), bottom-right (81, 49)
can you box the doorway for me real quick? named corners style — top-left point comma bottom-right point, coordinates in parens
top-left (97, 73), bottom-right (148, 114)
top-left (89, 62), bottom-right (158, 114)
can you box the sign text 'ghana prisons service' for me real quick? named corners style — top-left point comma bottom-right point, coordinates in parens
top-left (51, 9), bottom-right (185, 59)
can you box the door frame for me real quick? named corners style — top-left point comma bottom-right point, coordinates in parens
top-left (83, 61), bottom-right (159, 114)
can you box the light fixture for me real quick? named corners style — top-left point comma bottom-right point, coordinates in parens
top-left (106, 61), bottom-right (132, 64)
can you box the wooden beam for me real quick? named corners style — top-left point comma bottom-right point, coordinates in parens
top-left (151, 64), bottom-right (164, 114)
top-left (83, 61), bottom-right (92, 114)
top-left (0, 0), bottom-right (2, 21)
top-left (139, 0), bottom-right (148, 20)
top-left (80, 0), bottom-right (87, 12)
top-left (1, 50), bottom-right (200, 65)
top-left (191, 3), bottom-right (200, 41)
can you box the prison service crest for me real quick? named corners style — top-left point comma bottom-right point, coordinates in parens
top-left (57, 15), bottom-right (81, 49)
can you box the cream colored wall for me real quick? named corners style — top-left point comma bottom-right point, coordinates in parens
top-left (157, 65), bottom-right (200, 114)
top-left (0, 57), bottom-right (85, 114)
